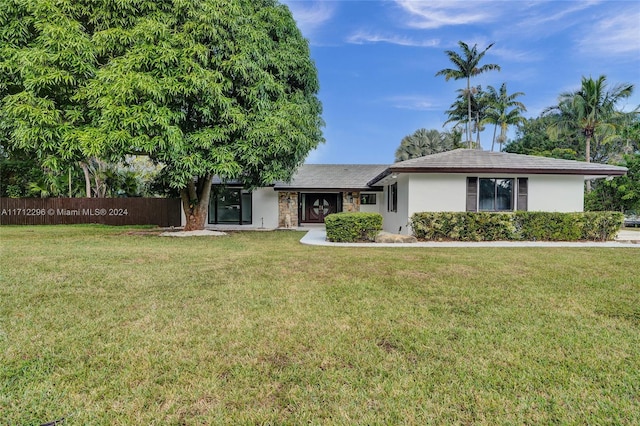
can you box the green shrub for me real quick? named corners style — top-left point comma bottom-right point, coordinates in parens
top-left (411, 211), bottom-right (624, 242)
top-left (325, 212), bottom-right (383, 242)
top-left (411, 212), bottom-right (514, 241)
top-left (514, 212), bottom-right (582, 241)
top-left (580, 211), bottom-right (624, 241)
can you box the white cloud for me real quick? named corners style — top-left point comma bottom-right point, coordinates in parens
top-left (578, 10), bottom-right (640, 57)
top-left (386, 95), bottom-right (440, 111)
top-left (347, 30), bottom-right (440, 47)
top-left (393, 0), bottom-right (496, 29)
top-left (281, 1), bottom-right (336, 37)
top-left (522, 0), bottom-right (600, 27)
top-left (489, 47), bottom-right (542, 63)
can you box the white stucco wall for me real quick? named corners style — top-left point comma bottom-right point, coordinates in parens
top-left (528, 175), bottom-right (584, 212)
top-left (380, 175), bottom-right (410, 234)
top-left (407, 174), bottom-right (467, 214)
top-left (383, 173), bottom-right (586, 235)
top-left (251, 187), bottom-right (279, 228)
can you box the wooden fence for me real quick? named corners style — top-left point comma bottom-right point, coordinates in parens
top-left (0, 198), bottom-right (182, 226)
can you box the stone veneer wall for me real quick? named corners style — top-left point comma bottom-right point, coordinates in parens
top-left (342, 191), bottom-right (360, 213)
top-left (278, 192), bottom-right (298, 228)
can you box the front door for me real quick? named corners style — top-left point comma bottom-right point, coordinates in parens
top-left (304, 194), bottom-right (337, 223)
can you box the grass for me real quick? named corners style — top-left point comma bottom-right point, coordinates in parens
top-left (1, 225), bottom-right (639, 425)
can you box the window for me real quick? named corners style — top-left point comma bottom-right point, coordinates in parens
top-left (517, 178), bottom-right (528, 211)
top-left (387, 183), bottom-right (397, 212)
top-left (479, 178), bottom-right (513, 211)
top-left (209, 187), bottom-right (252, 224)
top-left (360, 193), bottom-right (377, 205)
top-left (467, 177), bottom-right (527, 212)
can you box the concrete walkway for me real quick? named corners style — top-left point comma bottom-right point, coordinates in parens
top-left (300, 228), bottom-right (640, 248)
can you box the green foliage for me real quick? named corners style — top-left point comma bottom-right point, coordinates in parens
top-left (325, 212), bottom-right (383, 242)
top-left (443, 86), bottom-right (489, 147)
top-left (579, 212), bottom-right (625, 241)
top-left (411, 212), bottom-right (514, 242)
top-left (505, 116), bottom-right (582, 159)
top-left (411, 211), bottom-right (624, 241)
top-left (436, 41), bottom-right (500, 146)
top-left (394, 128), bottom-right (461, 162)
top-left (542, 75), bottom-right (636, 164)
top-left (0, 0), bottom-right (323, 226)
top-left (586, 153), bottom-right (640, 213)
top-left (513, 212), bottom-right (583, 241)
top-left (482, 82), bottom-right (527, 152)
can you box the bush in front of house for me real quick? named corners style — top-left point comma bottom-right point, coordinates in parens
top-left (411, 212), bottom-right (515, 241)
top-left (513, 212), bottom-right (583, 241)
top-left (514, 211), bottom-right (624, 241)
top-left (579, 211), bottom-right (625, 241)
top-left (325, 212), bottom-right (383, 242)
top-left (411, 211), bottom-right (624, 241)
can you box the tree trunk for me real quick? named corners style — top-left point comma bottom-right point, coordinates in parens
top-left (491, 124), bottom-right (497, 152)
top-left (585, 135), bottom-right (592, 192)
top-left (475, 111), bottom-right (481, 149)
top-left (181, 174), bottom-right (214, 231)
top-left (94, 158), bottom-right (107, 197)
top-left (80, 161), bottom-right (92, 198)
top-left (467, 77), bottom-right (472, 148)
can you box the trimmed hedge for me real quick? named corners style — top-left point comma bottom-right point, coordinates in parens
top-left (325, 212), bottom-right (383, 242)
top-left (411, 211), bottom-right (624, 242)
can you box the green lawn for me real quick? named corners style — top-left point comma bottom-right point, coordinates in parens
top-left (1, 226), bottom-right (639, 425)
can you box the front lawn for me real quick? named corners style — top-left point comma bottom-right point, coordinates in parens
top-left (1, 226), bottom-right (638, 424)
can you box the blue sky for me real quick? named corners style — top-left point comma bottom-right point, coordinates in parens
top-left (281, 0), bottom-right (640, 164)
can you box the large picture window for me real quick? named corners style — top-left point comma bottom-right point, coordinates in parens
top-left (467, 177), bottom-right (527, 212)
top-left (209, 187), bottom-right (252, 224)
top-left (479, 178), bottom-right (514, 211)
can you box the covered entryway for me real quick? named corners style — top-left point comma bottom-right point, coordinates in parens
top-left (302, 193), bottom-right (338, 223)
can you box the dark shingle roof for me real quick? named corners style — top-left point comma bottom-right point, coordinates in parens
top-left (368, 149), bottom-right (628, 185)
top-left (274, 164), bottom-right (388, 191)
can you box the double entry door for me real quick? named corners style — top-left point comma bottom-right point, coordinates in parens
top-left (303, 193), bottom-right (338, 223)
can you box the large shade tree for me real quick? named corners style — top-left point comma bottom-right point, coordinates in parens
top-left (435, 41), bottom-right (500, 147)
top-left (0, 0), bottom-right (324, 230)
top-left (0, 0), bottom-right (98, 197)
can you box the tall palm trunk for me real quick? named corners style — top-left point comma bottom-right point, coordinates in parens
top-left (585, 134), bottom-right (592, 192)
top-left (467, 77), bottom-right (472, 147)
top-left (491, 124), bottom-right (498, 152)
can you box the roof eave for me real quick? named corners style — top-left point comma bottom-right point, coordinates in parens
top-left (273, 186), bottom-right (383, 192)
top-left (366, 169), bottom-right (393, 186)
top-left (387, 166), bottom-right (627, 176)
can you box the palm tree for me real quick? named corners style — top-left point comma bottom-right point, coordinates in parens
top-left (546, 75), bottom-right (634, 190)
top-left (550, 75), bottom-right (634, 163)
top-left (394, 128), bottom-right (459, 162)
top-left (483, 83), bottom-right (527, 151)
top-left (444, 86), bottom-right (488, 148)
top-left (436, 41), bottom-right (501, 147)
